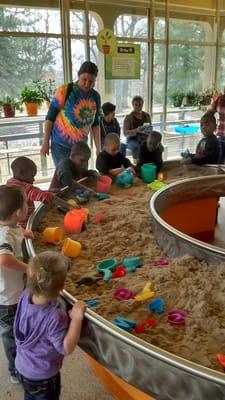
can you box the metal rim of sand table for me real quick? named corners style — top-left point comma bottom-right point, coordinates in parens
top-left (25, 177), bottom-right (225, 400)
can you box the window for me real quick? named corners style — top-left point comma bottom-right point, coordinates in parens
top-left (0, 6), bottom-right (63, 100)
top-left (169, 19), bottom-right (206, 42)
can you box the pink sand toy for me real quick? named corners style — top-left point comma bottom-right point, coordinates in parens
top-left (168, 309), bottom-right (188, 326)
top-left (154, 257), bottom-right (170, 267)
top-left (113, 288), bottom-right (136, 300)
top-left (42, 227), bottom-right (63, 244)
top-left (96, 175), bottom-right (112, 194)
top-left (64, 208), bottom-right (89, 234)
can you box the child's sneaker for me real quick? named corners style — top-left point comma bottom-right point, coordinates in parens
top-left (10, 375), bottom-right (20, 384)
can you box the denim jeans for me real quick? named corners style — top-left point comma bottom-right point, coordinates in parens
top-left (18, 372), bottom-right (61, 400)
top-left (0, 303), bottom-right (17, 377)
top-left (51, 136), bottom-right (89, 167)
top-left (51, 142), bottom-right (71, 167)
top-left (126, 139), bottom-right (140, 159)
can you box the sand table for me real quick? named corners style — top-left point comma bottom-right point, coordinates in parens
top-left (32, 167), bottom-right (225, 372)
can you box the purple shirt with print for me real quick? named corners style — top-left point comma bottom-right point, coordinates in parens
top-left (14, 290), bottom-right (69, 380)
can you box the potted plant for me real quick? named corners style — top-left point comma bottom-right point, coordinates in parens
top-left (20, 86), bottom-right (43, 116)
top-left (170, 91), bottom-right (185, 107)
top-left (186, 91), bottom-right (199, 107)
top-left (199, 88), bottom-right (216, 109)
top-left (0, 96), bottom-right (21, 118)
top-left (33, 79), bottom-right (56, 107)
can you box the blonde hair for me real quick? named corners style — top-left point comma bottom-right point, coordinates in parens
top-left (104, 132), bottom-right (120, 148)
top-left (27, 251), bottom-right (70, 299)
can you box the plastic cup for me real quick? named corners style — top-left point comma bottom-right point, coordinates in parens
top-left (141, 163), bottom-right (157, 183)
top-left (96, 176), bottom-right (112, 194)
top-left (42, 227), bottom-right (63, 244)
top-left (62, 238), bottom-right (81, 258)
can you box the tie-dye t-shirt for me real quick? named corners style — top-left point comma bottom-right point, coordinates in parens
top-left (46, 82), bottom-right (101, 148)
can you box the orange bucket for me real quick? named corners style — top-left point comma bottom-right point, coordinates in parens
top-left (42, 227), bottom-right (63, 244)
top-left (64, 209), bottom-right (88, 234)
top-left (62, 238), bottom-right (81, 258)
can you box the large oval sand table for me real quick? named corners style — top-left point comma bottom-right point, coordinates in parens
top-left (26, 163), bottom-right (225, 399)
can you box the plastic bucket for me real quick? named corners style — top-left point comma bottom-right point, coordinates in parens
top-left (96, 176), bottom-right (112, 194)
top-left (42, 227), bottom-right (63, 244)
top-left (64, 209), bottom-right (87, 234)
top-left (62, 238), bottom-right (81, 258)
top-left (141, 163), bottom-right (157, 183)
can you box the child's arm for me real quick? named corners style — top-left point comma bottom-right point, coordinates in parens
top-left (0, 253), bottom-right (27, 272)
top-left (109, 167), bottom-right (124, 176)
top-left (26, 185), bottom-right (54, 203)
top-left (64, 301), bottom-right (86, 355)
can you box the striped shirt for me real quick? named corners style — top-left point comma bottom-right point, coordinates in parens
top-left (7, 178), bottom-right (54, 228)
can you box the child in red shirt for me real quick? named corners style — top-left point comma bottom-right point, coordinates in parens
top-left (7, 157), bottom-right (54, 228)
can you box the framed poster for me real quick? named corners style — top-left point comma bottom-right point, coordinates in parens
top-left (105, 44), bottom-right (140, 80)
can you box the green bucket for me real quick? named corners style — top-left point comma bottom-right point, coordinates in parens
top-left (141, 163), bottom-right (157, 183)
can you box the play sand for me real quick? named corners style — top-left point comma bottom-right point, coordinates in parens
top-left (32, 166), bottom-right (225, 372)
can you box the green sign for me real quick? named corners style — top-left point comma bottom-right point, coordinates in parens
top-left (105, 44), bottom-right (140, 80)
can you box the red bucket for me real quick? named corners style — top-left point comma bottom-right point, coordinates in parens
top-left (96, 175), bottom-right (112, 194)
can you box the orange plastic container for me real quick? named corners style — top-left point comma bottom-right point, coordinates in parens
top-left (42, 227), bottom-right (63, 244)
top-left (64, 209), bottom-right (88, 234)
top-left (96, 175), bottom-right (112, 194)
top-left (61, 238), bottom-right (81, 258)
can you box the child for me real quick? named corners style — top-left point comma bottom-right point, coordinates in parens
top-left (100, 102), bottom-right (121, 148)
top-left (0, 185), bottom-right (31, 384)
top-left (14, 251), bottom-right (86, 399)
top-left (7, 157), bottom-right (54, 228)
top-left (96, 133), bottom-right (134, 176)
top-left (183, 112), bottom-right (220, 165)
top-left (137, 131), bottom-right (163, 173)
top-left (50, 141), bottom-right (98, 191)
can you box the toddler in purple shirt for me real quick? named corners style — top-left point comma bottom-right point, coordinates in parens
top-left (14, 251), bottom-right (86, 400)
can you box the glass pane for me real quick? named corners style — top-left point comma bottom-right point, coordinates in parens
top-left (216, 47), bottom-right (225, 91)
top-left (89, 12), bottom-right (101, 35)
top-left (0, 7), bottom-right (61, 34)
top-left (219, 15), bottom-right (225, 43)
top-left (90, 39), bottom-right (101, 92)
top-left (0, 37), bottom-right (63, 98)
top-left (71, 39), bottom-right (86, 80)
top-left (154, 17), bottom-right (165, 39)
top-left (70, 10), bottom-right (85, 35)
top-left (169, 19), bottom-right (206, 42)
top-left (168, 44), bottom-right (205, 103)
top-left (153, 44), bottom-right (165, 114)
top-left (114, 15), bottom-right (148, 38)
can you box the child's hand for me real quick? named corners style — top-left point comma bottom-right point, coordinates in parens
top-left (126, 166), bottom-right (136, 175)
top-left (69, 301), bottom-right (86, 321)
top-left (23, 229), bottom-right (34, 239)
top-left (110, 167), bottom-right (123, 176)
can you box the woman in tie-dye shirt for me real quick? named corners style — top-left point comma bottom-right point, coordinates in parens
top-left (41, 61), bottom-right (101, 166)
